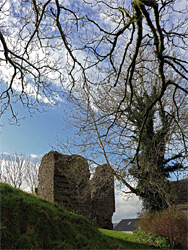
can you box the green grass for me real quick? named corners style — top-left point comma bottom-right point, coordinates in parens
top-left (1, 183), bottom-right (156, 249)
top-left (100, 229), bottom-right (155, 249)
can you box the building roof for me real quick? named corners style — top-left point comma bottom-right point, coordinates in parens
top-left (114, 218), bottom-right (139, 232)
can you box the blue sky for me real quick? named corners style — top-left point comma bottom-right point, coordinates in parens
top-left (0, 103), bottom-right (66, 156)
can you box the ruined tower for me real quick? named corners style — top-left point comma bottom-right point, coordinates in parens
top-left (90, 164), bottom-right (115, 229)
top-left (37, 151), bottom-right (115, 229)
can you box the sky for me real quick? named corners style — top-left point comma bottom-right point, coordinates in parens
top-left (0, 102), bottom-right (142, 223)
top-left (0, 104), bottom-right (65, 156)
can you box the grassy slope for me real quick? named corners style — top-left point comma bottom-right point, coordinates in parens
top-left (0, 183), bottom-right (154, 249)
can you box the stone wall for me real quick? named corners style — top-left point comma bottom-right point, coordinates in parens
top-left (37, 152), bottom-right (55, 202)
top-left (37, 151), bottom-right (115, 229)
top-left (90, 165), bottom-right (115, 229)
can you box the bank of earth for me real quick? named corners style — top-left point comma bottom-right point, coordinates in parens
top-left (1, 183), bottom-right (155, 249)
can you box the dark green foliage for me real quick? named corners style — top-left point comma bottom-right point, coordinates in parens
top-left (128, 87), bottom-right (179, 212)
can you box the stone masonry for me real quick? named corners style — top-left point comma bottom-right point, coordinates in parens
top-left (37, 151), bottom-right (115, 229)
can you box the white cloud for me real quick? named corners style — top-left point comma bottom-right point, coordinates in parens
top-left (0, 152), bottom-right (41, 160)
top-left (30, 154), bottom-right (42, 159)
top-left (112, 192), bottom-right (142, 223)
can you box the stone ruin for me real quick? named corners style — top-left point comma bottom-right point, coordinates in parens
top-left (37, 151), bottom-right (115, 229)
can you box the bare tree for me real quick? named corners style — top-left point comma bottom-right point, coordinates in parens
top-left (0, 153), bottom-right (26, 189)
top-left (55, 55), bottom-right (188, 211)
top-left (0, 153), bottom-right (40, 192)
top-left (25, 156), bottom-right (40, 193)
top-left (0, 0), bottom-right (187, 123)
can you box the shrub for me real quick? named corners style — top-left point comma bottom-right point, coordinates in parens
top-left (139, 208), bottom-right (188, 249)
top-left (155, 236), bottom-right (171, 249)
top-left (133, 230), bottom-right (170, 248)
